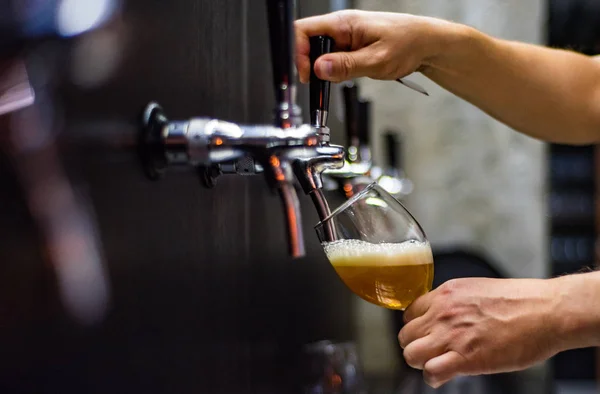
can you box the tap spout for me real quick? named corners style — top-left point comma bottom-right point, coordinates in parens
top-left (309, 189), bottom-right (337, 242)
top-left (290, 145), bottom-right (344, 244)
top-left (277, 182), bottom-right (305, 257)
top-left (291, 145), bottom-right (345, 194)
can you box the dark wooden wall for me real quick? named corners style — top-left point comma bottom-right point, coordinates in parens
top-left (0, 1), bottom-right (357, 393)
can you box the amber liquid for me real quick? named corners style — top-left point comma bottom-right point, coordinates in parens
top-left (324, 240), bottom-right (434, 310)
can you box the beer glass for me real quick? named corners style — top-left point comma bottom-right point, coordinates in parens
top-left (315, 182), bottom-right (433, 310)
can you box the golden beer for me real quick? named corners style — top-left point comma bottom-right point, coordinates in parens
top-left (324, 239), bottom-right (434, 310)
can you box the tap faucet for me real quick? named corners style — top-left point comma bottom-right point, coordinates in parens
top-left (343, 83), bottom-right (370, 168)
top-left (138, 1), bottom-right (345, 258)
top-left (322, 81), bottom-right (374, 198)
top-left (293, 35), bottom-right (345, 218)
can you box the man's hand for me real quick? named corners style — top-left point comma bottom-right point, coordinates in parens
top-left (398, 277), bottom-right (567, 388)
top-left (295, 10), bottom-right (600, 144)
top-left (294, 10), bottom-right (455, 83)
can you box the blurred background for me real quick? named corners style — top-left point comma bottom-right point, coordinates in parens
top-left (0, 0), bottom-right (598, 393)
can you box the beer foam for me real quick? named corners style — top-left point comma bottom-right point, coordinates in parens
top-left (323, 239), bottom-right (433, 267)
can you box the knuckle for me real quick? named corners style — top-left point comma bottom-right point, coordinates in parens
top-left (336, 9), bottom-right (360, 23)
top-left (339, 53), bottom-right (357, 78)
top-left (447, 327), bottom-right (463, 344)
top-left (438, 307), bottom-right (459, 322)
top-left (451, 329), bottom-right (480, 356)
top-left (440, 279), bottom-right (460, 295)
top-left (335, 12), bottom-right (354, 48)
top-left (462, 336), bottom-right (481, 356)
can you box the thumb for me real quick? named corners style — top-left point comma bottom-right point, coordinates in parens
top-left (314, 48), bottom-right (379, 82)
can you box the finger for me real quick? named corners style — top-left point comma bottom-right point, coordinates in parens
top-left (423, 351), bottom-right (467, 389)
top-left (294, 12), bottom-right (358, 83)
top-left (398, 316), bottom-right (429, 349)
top-left (313, 47), bottom-right (382, 82)
top-left (296, 56), bottom-right (310, 84)
top-left (425, 377), bottom-right (453, 390)
top-left (294, 30), bottom-right (311, 83)
top-left (403, 291), bottom-right (435, 324)
top-left (294, 12), bottom-right (357, 50)
top-left (402, 335), bottom-right (446, 370)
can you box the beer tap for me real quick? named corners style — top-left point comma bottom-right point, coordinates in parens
top-left (373, 131), bottom-right (414, 199)
top-left (343, 83), bottom-right (370, 170)
top-left (322, 82), bottom-right (374, 198)
top-left (292, 35), bottom-right (345, 224)
top-left (321, 80), bottom-right (413, 200)
top-left (139, 1), bottom-right (345, 258)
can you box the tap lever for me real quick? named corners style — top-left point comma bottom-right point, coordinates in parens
top-left (309, 35), bottom-right (334, 130)
top-left (342, 82), bottom-right (360, 161)
top-left (357, 100), bottom-right (372, 164)
top-left (358, 99), bottom-right (371, 146)
top-left (384, 131), bottom-right (400, 170)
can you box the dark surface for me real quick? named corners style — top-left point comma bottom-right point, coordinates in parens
top-left (342, 83), bottom-right (360, 149)
top-left (0, 1), bottom-right (357, 393)
top-left (357, 100), bottom-right (371, 146)
top-left (309, 35), bottom-right (333, 121)
top-left (547, 0), bottom-right (598, 381)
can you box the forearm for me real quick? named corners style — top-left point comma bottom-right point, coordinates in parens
top-left (422, 23), bottom-right (600, 145)
top-left (551, 271), bottom-right (600, 351)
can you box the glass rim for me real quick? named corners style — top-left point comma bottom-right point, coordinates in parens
top-left (314, 181), bottom-right (379, 229)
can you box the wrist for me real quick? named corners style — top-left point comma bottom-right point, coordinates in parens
top-left (419, 19), bottom-right (487, 76)
top-left (550, 271), bottom-right (600, 351)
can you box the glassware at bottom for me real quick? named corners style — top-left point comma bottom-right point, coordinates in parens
top-left (300, 340), bottom-right (367, 394)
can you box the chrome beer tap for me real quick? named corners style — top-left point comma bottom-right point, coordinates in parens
top-left (292, 35), bottom-right (345, 223)
top-left (139, 1), bottom-right (345, 258)
top-left (322, 82), bottom-right (374, 199)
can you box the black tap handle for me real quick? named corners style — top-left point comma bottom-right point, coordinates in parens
top-left (309, 35), bottom-right (334, 126)
top-left (266, 0), bottom-right (298, 127)
top-left (384, 131), bottom-right (401, 169)
top-left (342, 83), bottom-right (360, 149)
top-left (358, 100), bottom-right (371, 146)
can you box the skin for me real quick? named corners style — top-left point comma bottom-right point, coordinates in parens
top-left (295, 10), bottom-right (600, 144)
top-left (294, 10), bottom-right (600, 388)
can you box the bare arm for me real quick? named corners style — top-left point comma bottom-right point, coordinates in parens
top-left (295, 10), bottom-right (600, 144)
top-left (552, 271), bottom-right (600, 350)
top-left (424, 27), bottom-right (600, 144)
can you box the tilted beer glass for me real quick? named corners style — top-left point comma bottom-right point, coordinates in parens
top-left (315, 183), bottom-right (433, 310)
